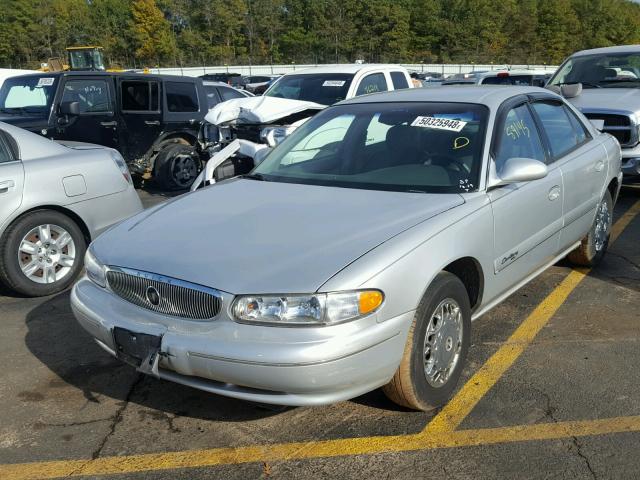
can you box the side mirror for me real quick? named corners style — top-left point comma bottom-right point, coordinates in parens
top-left (489, 157), bottom-right (548, 188)
top-left (560, 83), bottom-right (582, 98)
top-left (59, 101), bottom-right (80, 116)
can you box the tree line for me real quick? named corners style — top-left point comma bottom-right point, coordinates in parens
top-left (1, 0), bottom-right (640, 70)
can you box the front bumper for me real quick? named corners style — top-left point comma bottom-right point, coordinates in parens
top-left (71, 278), bottom-right (412, 406)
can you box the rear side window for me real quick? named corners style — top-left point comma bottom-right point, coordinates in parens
top-left (121, 80), bottom-right (159, 112)
top-left (166, 82), bottom-right (199, 112)
top-left (61, 79), bottom-right (111, 114)
top-left (355, 73), bottom-right (388, 96)
top-left (218, 86), bottom-right (245, 101)
top-left (482, 75), bottom-right (533, 86)
top-left (204, 86), bottom-right (221, 108)
top-left (495, 104), bottom-right (546, 170)
top-left (0, 135), bottom-right (13, 163)
top-left (532, 102), bottom-right (587, 159)
top-left (390, 72), bottom-right (409, 90)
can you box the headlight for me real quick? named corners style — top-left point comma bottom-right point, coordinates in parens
top-left (232, 290), bottom-right (384, 326)
top-left (260, 126), bottom-right (297, 147)
top-left (84, 248), bottom-right (107, 288)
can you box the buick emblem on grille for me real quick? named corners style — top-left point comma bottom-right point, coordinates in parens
top-left (145, 286), bottom-right (160, 306)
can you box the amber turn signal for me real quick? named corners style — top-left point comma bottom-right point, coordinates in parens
top-left (359, 290), bottom-right (384, 315)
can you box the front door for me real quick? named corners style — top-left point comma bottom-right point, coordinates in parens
top-left (52, 76), bottom-right (120, 152)
top-left (488, 101), bottom-right (564, 294)
top-left (117, 78), bottom-right (162, 163)
top-left (0, 132), bottom-right (24, 225)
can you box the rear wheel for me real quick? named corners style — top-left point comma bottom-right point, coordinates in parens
top-left (383, 272), bottom-right (471, 411)
top-left (155, 143), bottom-right (201, 191)
top-left (567, 189), bottom-right (613, 267)
top-left (0, 210), bottom-right (86, 297)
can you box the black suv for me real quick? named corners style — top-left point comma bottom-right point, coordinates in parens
top-left (0, 71), bottom-right (208, 189)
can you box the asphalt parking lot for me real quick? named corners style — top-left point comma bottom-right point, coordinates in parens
top-left (0, 186), bottom-right (639, 480)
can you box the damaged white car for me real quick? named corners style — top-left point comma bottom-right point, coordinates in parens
top-left (192, 65), bottom-right (412, 189)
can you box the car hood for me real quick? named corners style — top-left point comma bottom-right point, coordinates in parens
top-left (567, 88), bottom-right (640, 113)
top-left (205, 95), bottom-right (325, 126)
top-left (93, 179), bottom-right (464, 294)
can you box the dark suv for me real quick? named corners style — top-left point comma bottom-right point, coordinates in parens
top-left (0, 71), bottom-right (209, 190)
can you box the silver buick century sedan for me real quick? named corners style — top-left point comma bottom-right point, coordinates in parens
top-left (72, 87), bottom-right (622, 410)
top-left (0, 122), bottom-right (142, 297)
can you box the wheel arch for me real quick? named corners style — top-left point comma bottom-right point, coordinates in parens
top-left (607, 176), bottom-right (620, 205)
top-left (2, 205), bottom-right (92, 246)
top-left (442, 256), bottom-right (484, 312)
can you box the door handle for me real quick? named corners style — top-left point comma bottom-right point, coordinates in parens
top-left (548, 185), bottom-right (561, 201)
top-left (594, 160), bottom-right (605, 172)
top-left (145, 120), bottom-right (160, 126)
top-left (100, 121), bottom-right (118, 127)
top-left (0, 179), bottom-right (15, 194)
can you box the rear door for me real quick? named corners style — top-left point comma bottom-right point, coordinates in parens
top-left (530, 99), bottom-right (606, 250)
top-left (117, 77), bottom-right (162, 162)
top-left (52, 76), bottom-right (120, 151)
top-left (0, 131), bottom-right (24, 227)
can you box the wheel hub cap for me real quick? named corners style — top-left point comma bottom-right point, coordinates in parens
top-left (423, 298), bottom-right (463, 388)
top-left (18, 224), bottom-right (76, 284)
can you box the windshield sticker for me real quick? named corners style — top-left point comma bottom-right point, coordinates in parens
top-left (411, 116), bottom-right (467, 132)
top-left (453, 136), bottom-right (470, 149)
top-left (36, 77), bottom-right (54, 87)
top-left (323, 80), bottom-right (346, 87)
top-left (459, 178), bottom-right (473, 192)
top-left (506, 119), bottom-right (530, 140)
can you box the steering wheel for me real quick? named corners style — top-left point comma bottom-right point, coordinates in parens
top-left (426, 154), bottom-right (470, 174)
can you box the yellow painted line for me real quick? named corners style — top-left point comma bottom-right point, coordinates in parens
top-left (423, 199), bottom-right (640, 434)
top-left (0, 200), bottom-right (637, 480)
top-left (2, 416), bottom-right (640, 479)
top-left (610, 199), bottom-right (640, 243)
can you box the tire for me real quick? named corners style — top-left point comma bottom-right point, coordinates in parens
top-left (383, 272), bottom-right (471, 411)
top-left (154, 143), bottom-right (201, 191)
top-left (0, 210), bottom-right (86, 297)
top-left (567, 189), bottom-right (613, 267)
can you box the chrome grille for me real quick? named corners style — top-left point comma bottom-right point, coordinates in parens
top-left (583, 111), bottom-right (637, 147)
top-left (106, 268), bottom-right (221, 320)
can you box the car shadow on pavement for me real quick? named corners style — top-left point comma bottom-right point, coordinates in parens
top-left (24, 291), bottom-right (287, 422)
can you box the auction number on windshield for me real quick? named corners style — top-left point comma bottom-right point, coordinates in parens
top-left (411, 116), bottom-right (467, 132)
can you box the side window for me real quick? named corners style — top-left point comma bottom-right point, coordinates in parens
top-left (204, 86), bottom-right (220, 109)
top-left (390, 71), bottom-right (409, 90)
top-left (355, 73), bottom-right (388, 96)
top-left (0, 135), bottom-right (13, 164)
top-left (121, 81), bottom-right (159, 112)
top-left (564, 106), bottom-right (589, 145)
top-left (495, 104), bottom-right (546, 170)
top-left (531, 102), bottom-right (585, 159)
top-left (218, 86), bottom-right (245, 101)
top-left (166, 82), bottom-right (199, 112)
top-left (61, 79), bottom-right (111, 114)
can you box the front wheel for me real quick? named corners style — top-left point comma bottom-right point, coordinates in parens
top-left (383, 271), bottom-right (471, 411)
top-left (155, 143), bottom-right (202, 191)
top-left (0, 210), bottom-right (86, 297)
top-left (567, 189), bottom-right (613, 267)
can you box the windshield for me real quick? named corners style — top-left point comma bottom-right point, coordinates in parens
top-left (264, 74), bottom-right (354, 105)
top-left (550, 52), bottom-right (640, 88)
top-left (253, 102), bottom-right (488, 194)
top-left (0, 75), bottom-right (58, 117)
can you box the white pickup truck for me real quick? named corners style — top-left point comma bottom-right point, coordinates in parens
top-left (192, 64), bottom-right (413, 188)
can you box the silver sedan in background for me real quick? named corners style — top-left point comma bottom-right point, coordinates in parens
top-left (0, 122), bottom-right (142, 296)
top-left (72, 87), bottom-right (621, 411)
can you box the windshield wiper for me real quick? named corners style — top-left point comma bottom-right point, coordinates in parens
top-left (241, 173), bottom-right (266, 181)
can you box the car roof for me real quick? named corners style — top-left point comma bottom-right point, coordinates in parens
top-left (570, 45), bottom-right (640, 57)
top-left (290, 64), bottom-right (406, 75)
top-left (6, 71), bottom-right (198, 82)
top-left (338, 86), bottom-right (559, 108)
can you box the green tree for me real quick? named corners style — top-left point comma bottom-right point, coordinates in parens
top-left (130, 0), bottom-right (176, 65)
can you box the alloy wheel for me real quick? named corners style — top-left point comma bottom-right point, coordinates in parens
top-left (17, 224), bottom-right (76, 284)
top-left (423, 298), bottom-right (464, 388)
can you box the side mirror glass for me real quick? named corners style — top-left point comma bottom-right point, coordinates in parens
top-left (489, 157), bottom-right (548, 188)
top-left (59, 101), bottom-right (80, 116)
